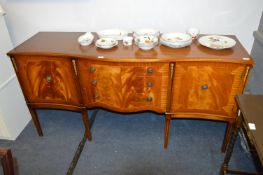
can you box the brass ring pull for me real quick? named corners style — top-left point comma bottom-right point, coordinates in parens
top-left (147, 82), bottom-right (153, 88)
top-left (201, 84), bottom-right (209, 90)
top-left (94, 93), bottom-right (100, 99)
top-left (91, 79), bottom-right (97, 85)
top-left (147, 68), bottom-right (153, 75)
top-left (46, 75), bottom-right (52, 83)
top-left (146, 96), bottom-right (153, 102)
top-left (90, 66), bottom-right (96, 73)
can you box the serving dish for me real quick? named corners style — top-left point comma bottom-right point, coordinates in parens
top-left (95, 38), bottom-right (118, 49)
top-left (160, 32), bottom-right (192, 48)
top-left (97, 29), bottom-right (128, 40)
top-left (198, 35), bottom-right (236, 50)
top-left (78, 32), bottom-right (94, 46)
top-left (135, 35), bottom-right (158, 50)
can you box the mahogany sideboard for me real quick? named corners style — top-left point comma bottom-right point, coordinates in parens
top-left (7, 32), bottom-right (254, 151)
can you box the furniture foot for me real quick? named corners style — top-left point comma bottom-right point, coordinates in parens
top-left (221, 122), bottom-right (234, 153)
top-left (28, 107), bottom-right (43, 136)
top-left (81, 109), bottom-right (92, 141)
top-left (164, 114), bottom-right (171, 149)
top-left (0, 148), bottom-right (15, 175)
top-left (220, 164), bottom-right (228, 175)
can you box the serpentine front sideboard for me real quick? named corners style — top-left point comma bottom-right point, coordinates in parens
top-left (7, 32), bottom-right (254, 152)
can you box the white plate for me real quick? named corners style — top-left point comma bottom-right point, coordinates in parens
top-left (161, 33), bottom-right (192, 43)
top-left (97, 29), bottom-right (128, 40)
top-left (78, 32), bottom-right (94, 46)
top-left (95, 38), bottom-right (118, 49)
top-left (198, 35), bottom-right (236, 50)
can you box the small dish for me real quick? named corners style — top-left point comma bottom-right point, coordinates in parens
top-left (198, 35), bottom-right (236, 50)
top-left (95, 38), bottom-right (118, 49)
top-left (133, 28), bottom-right (160, 37)
top-left (78, 32), bottom-right (94, 46)
top-left (97, 29), bottom-right (128, 40)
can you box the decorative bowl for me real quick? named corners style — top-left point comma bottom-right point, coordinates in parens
top-left (135, 35), bottom-right (158, 50)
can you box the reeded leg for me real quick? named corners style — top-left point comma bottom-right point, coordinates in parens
top-left (81, 109), bottom-right (92, 141)
top-left (221, 117), bottom-right (241, 175)
top-left (28, 107), bottom-right (43, 136)
top-left (221, 122), bottom-right (234, 153)
top-left (164, 114), bottom-right (171, 149)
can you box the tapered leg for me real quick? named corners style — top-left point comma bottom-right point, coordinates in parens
top-left (221, 122), bottom-right (234, 153)
top-left (164, 114), bottom-right (171, 148)
top-left (221, 116), bottom-right (242, 175)
top-left (81, 109), bottom-right (92, 141)
top-left (28, 107), bottom-right (43, 136)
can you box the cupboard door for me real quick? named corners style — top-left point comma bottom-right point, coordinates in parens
top-left (171, 62), bottom-right (248, 117)
top-left (77, 60), bottom-right (169, 112)
top-left (14, 56), bottom-right (81, 106)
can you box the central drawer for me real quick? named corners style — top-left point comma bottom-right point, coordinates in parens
top-left (77, 60), bottom-right (169, 113)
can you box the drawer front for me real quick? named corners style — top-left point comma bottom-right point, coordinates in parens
top-left (77, 60), bottom-right (169, 112)
top-left (13, 56), bottom-right (81, 106)
top-left (171, 62), bottom-right (248, 117)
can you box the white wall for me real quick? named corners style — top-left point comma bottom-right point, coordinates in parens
top-left (0, 14), bottom-right (30, 140)
top-left (1, 0), bottom-right (263, 52)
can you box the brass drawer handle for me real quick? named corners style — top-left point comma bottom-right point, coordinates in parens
top-left (147, 68), bottom-right (153, 75)
top-left (90, 66), bottom-right (96, 73)
top-left (91, 79), bottom-right (97, 85)
top-left (94, 93), bottom-right (100, 99)
top-left (147, 82), bottom-right (153, 88)
top-left (201, 84), bottom-right (208, 90)
top-left (146, 96), bottom-right (153, 102)
top-left (46, 75), bottom-right (52, 83)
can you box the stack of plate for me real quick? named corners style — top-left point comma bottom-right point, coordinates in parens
top-left (160, 33), bottom-right (192, 48)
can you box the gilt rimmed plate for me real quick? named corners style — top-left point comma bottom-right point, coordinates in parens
top-left (198, 35), bottom-right (236, 50)
top-left (95, 38), bottom-right (118, 49)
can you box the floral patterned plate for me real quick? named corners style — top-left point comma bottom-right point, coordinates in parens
top-left (198, 35), bottom-right (236, 50)
top-left (95, 38), bottom-right (118, 49)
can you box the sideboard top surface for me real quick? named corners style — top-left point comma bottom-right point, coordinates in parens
top-left (8, 32), bottom-right (253, 64)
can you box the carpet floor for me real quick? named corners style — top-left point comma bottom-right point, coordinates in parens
top-left (0, 109), bottom-right (258, 175)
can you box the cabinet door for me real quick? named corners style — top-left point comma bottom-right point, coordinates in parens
top-left (77, 60), bottom-right (169, 113)
top-left (171, 62), bottom-right (249, 117)
top-left (13, 56), bottom-right (81, 106)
